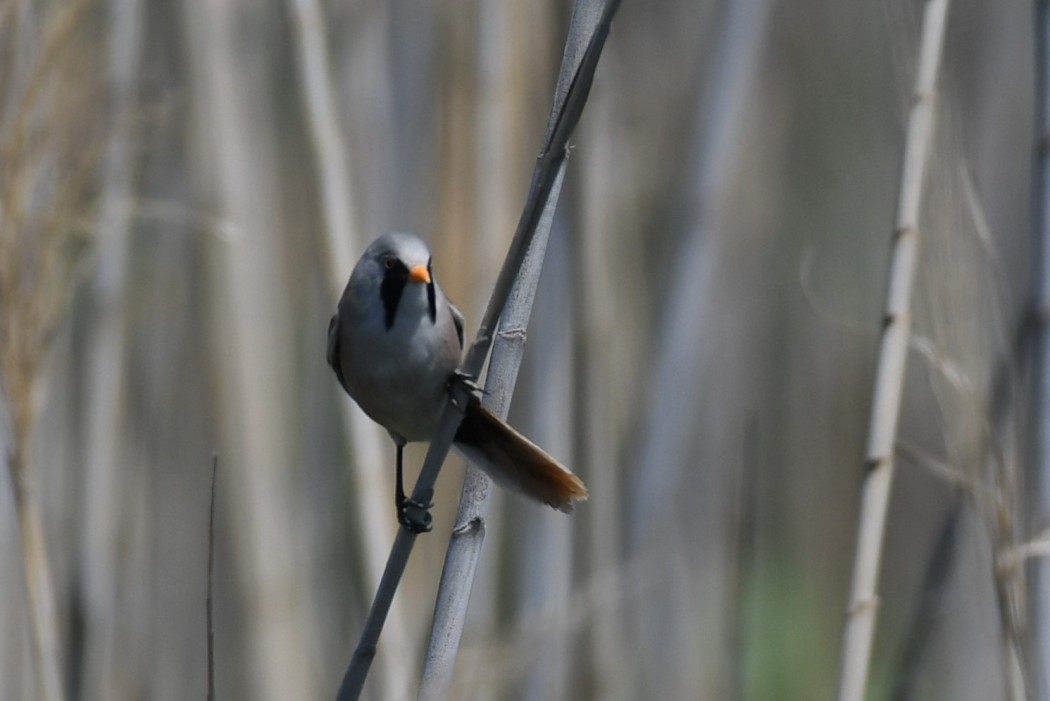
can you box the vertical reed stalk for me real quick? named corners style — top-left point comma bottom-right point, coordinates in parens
top-left (184, 0), bottom-right (318, 696)
top-left (835, 2), bottom-right (951, 699)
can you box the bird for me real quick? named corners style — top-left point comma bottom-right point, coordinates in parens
top-left (327, 232), bottom-right (588, 532)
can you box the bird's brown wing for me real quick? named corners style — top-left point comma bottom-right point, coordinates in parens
top-left (326, 312), bottom-right (350, 394)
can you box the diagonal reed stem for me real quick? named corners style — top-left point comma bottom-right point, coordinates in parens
top-left (416, 3), bottom-right (617, 697)
top-left (335, 2), bottom-right (621, 698)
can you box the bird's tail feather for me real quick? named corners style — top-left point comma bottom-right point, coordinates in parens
top-left (453, 402), bottom-right (588, 513)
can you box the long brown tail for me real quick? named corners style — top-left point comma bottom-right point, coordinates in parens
top-left (453, 402), bottom-right (588, 513)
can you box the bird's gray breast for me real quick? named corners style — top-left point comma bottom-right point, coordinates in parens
top-left (338, 284), bottom-right (461, 443)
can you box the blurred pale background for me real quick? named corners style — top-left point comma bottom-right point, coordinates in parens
top-left (0, 0), bottom-right (1037, 699)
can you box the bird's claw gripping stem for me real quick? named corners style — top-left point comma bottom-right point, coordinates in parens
top-left (397, 495), bottom-right (433, 534)
top-left (450, 369), bottom-right (484, 399)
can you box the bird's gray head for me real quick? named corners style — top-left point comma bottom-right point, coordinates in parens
top-left (359, 232), bottom-right (437, 331)
top-left (364, 232), bottom-right (432, 271)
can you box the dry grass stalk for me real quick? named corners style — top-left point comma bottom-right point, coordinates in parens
top-left (0, 2), bottom-right (104, 699)
top-left (207, 455), bottom-right (217, 701)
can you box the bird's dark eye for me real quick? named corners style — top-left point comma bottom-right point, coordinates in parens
top-left (383, 257), bottom-right (395, 270)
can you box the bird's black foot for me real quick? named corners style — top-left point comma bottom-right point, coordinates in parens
top-left (397, 496), bottom-right (434, 533)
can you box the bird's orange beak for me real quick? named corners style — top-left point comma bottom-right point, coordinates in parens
top-left (408, 265), bottom-right (431, 284)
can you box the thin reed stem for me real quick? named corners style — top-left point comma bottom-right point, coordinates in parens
top-left (836, 2), bottom-right (952, 699)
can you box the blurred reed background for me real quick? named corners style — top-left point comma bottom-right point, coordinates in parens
top-left (0, 0), bottom-right (1039, 699)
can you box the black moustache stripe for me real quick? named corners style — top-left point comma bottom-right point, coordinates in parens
top-left (426, 280), bottom-right (437, 325)
top-left (380, 269), bottom-right (407, 330)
